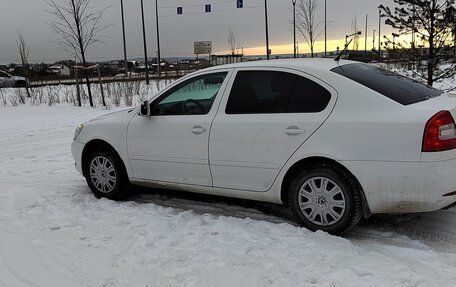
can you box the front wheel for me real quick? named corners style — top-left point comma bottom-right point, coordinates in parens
top-left (288, 164), bottom-right (362, 235)
top-left (84, 152), bottom-right (130, 200)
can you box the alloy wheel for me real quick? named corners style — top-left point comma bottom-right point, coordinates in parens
top-left (298, 177), bottom-right (346, 226)
top-left (89, 156), bottom-right (117, 194)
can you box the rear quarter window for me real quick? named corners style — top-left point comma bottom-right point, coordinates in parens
top-left (331, 63), bottom-right (442, 105)
top-left (288, 76), bottom-right (331, 113)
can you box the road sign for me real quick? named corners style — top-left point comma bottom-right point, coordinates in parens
top-left (237, 0), bottom-right (243, 8)
top-left (194, 41), bottom-right (212, 54)
top-left (177, 7), bottom-right (183, 15)
top-left (205, 4), bottom-right (211, 13)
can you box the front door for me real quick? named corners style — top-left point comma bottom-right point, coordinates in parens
top-left (127, 71), bottom-right (230, 186)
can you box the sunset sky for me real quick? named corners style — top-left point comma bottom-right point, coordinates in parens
top-left (0, 0), bottom-right (399, 64)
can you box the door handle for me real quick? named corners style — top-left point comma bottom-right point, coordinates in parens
top-left (191, 125), bottom-right (207, 134)
top-left (283, 126), bottom-right (305, 136)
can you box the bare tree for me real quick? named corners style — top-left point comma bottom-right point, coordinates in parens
top-left (381, 0), bottom-right (456, 86)
top-left (227, 28), bottom-right (237, 55)
top-left (296, 0), bottom-right (323, 58)
top-left (16, 33), bottom-right (31, 98)
top-left (45, 0), bottom-right (110, 107)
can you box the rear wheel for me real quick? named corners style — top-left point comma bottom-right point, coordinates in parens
top-left (84, 151), bottom-right (130, 200)
top-left (288, 163), bottom-right (362, 235)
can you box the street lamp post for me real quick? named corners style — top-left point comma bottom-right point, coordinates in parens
top-left (140, 0), bottom-right (149, 85)
top-left (365, 14), bottom-right (368, 56)
top-left (264, 0), bottom-right (270, 60)
top-left (120, 0), bottom-right (128, 77)
top-left (392, 33), bottom-right (399, 51)
top-left (324, 0), bottom-right (327, 57)
top-left (373, 29), bottom-right (376, 51)
top-left (155, 0), bottom-right (161, 76)
top-left (292, 0), bottom-right (296, 58)
top-left (344, 31), bottom-right (361, 59)
top-left (378, 6), bottom-right (383, 61)
top-left (345, 31), bottom-right (362, 47)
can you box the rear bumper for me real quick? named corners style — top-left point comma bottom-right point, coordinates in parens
top-left (342, 159), bottom-right (456, 214)
top-left (71, 140), bottom-right (84, 176)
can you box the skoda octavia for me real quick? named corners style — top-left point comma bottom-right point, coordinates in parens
top-left (72, 59), bottom-right (456, 235)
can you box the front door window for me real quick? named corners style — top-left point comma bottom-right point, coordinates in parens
top-left (152, 72), bottom-right (227, 115)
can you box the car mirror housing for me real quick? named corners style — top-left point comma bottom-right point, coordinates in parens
top-left (139, 101), bottom-right (150, 116)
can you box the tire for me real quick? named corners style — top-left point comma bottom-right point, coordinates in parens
top-left (84, 151), bottom-right (130, 200)
top-left (288, 163), bottom-right (362, 235)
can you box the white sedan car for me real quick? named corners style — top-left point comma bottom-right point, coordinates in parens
top-left (72, 59), bottom-right (456, 235)
top-left (0, 71), bottom-right (28, 88)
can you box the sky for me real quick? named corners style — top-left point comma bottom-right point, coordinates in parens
top-left (0, 0), bottom-right (397, 65)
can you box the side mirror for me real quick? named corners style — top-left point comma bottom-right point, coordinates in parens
top-left (139, 101), bottom-right (150, 116)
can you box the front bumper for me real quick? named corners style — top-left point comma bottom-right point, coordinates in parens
top-left (71, 140), bottom-right (85, 176)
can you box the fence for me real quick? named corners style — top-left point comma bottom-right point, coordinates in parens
top-left (29, 69), bottom-right (197, 88)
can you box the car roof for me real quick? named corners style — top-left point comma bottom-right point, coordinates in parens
top-left (204, 58), bottom-right (359, 72)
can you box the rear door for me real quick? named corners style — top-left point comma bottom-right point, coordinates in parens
top-left (209, 67), bottom-right (337, 191)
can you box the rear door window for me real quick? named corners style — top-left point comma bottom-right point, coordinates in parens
top-left (226, 71), bottom-right (331, 114)
top-left (331, 63), bottom-right (442, 105)
top-left (225, 71), bottom-right (295, 114)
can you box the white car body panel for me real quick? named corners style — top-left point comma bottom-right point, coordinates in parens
top-left (209, 66), bottom-right (338, 191)
top-left (71, 59), bottom-right (456, 215)
top-left (126, 69), bottom-right (234, 186)
top-left (73, 108), bottom-right (136, 177)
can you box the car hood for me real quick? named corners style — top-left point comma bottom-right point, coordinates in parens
top-left (87, 108), bottom-right (136, 123)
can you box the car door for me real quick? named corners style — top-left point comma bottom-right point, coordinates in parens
top-left (127, 71), bottom-right (231, 186)
top-left (209, 68), bottom-right (337, 191)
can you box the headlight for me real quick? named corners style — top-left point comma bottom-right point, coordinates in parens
top-left (73, 124), bottom-right (84, 140)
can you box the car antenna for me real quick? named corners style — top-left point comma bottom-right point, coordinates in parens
top-left (334, 39), bottom-right (353, 62)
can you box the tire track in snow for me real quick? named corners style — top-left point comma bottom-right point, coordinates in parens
top-left (365, 215), bottom-right (456, 252)
top-left (132, 191), bottom-right (456, 253)
top-left (0, 229), bottom-right (44, 287)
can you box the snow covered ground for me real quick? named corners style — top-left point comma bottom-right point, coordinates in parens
top-left (1, 104), bottom-right (456, 287)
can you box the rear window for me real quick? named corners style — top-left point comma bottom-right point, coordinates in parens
top-left (331, 63), bottom-right (442, 105)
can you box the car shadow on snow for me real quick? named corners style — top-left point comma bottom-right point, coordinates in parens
top-left (126, 186), bottom-right (456, 250)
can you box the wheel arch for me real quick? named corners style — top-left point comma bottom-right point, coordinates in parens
top-left (280, 156), bottom-right (372, 218)
top-left (81, 139), bottom-right (127, 178)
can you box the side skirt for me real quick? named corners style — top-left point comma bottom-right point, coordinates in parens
top-left (130, 179), bottom-right (282, 205)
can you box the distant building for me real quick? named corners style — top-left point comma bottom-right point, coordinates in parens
top-left (47, 64), bottom-right (71, 76)
top-left (105, 60), bottom-right (139, 72)
top-left (105, 60), bottom-right (124, 72)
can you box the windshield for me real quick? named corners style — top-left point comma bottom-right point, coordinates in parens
top-left (331, 63), bottom-right (443, 105)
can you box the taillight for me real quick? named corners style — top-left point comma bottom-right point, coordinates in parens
top-left (422, 110), bottom-right (456, 152)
